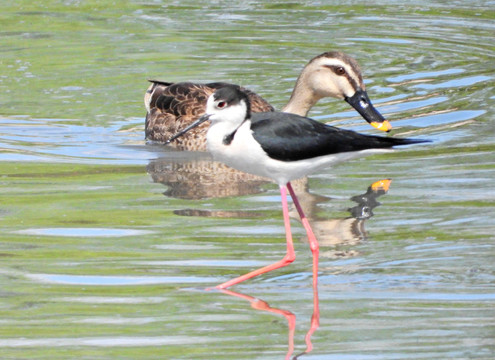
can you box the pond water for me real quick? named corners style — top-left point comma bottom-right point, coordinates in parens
top-left (1, 1), bottom-right (494, 359)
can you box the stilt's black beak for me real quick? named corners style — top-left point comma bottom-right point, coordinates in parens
top-left (345, 89), bottom-right (392, 132)
top-left (165, 114), bottom-right (211, 144)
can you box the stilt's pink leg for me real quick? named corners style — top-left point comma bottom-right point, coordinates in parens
top-left (286, 182), bottom-right (319, 287)
top-left (286, 182), bottom-right (320, 353)
top-left (286, 182), bottom-right (319, 255)
top-left (214, 185), bottom-right (296, 289)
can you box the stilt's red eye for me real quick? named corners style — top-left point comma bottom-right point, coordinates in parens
top-left (217, 101), bottom-right (227, 109)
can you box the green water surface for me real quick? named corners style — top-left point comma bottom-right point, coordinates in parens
top-left (1, 1), bottom-right (494, 359)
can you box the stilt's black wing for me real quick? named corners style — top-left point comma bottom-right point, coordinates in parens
top-left (250, 112), bottom-right (427, 162)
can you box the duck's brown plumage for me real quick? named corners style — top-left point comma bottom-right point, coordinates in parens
top-left (145, 81), bottom-right (273, 150)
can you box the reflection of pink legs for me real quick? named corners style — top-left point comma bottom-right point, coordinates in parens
top-left (220, 284), bottom-right (320, 358)
top-left (215, 184), bottom-right (296, 289)
top-left (221, 289), bottom-right (296, 360)
top-left (303, 286), bottom-right (320, 354)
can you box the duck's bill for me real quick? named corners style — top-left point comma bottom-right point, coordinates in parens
top-left (165, 114), bottom-right (211, 144)
top-left (345, 89), bottom-right (392, 132)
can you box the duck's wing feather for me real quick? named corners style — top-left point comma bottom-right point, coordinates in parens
top-left (250, 112), bottom-right (427, 162)
top-left (145, 81), bottom-right (273, 142)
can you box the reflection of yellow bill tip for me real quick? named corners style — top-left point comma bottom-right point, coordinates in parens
top-left (371, 179), bottom-right (392, 192)
top-left (371, 120), bottom-right (392, 132)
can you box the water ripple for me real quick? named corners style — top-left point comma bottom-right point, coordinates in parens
top-left (16, 227), bottom-right (153, 237)
top-left (28, 274), bottom-right (216, 285)
top-left (0, 335), bottom-right (214, 348)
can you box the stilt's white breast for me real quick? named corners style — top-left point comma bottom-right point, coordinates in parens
top-left (207, 120), bottom-right (272, 178)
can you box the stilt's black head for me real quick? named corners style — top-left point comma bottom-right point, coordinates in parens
top-left (213, 85), bottom-right (252, 120)
top-left (164, 85), bottom-right (253, 145)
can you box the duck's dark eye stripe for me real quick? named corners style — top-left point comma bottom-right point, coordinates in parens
top-left (323, 64), bottom-right (346, 75)
top-left (323, 65), bottom-right (359, 90)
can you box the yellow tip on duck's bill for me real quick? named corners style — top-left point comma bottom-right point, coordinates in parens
top-left (371, 179), bottom-right (392, 193)
top-left (371, 120), bottom-right (392, 132)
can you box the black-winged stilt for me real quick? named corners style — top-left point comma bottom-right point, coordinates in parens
top-left (166, 85), bottom-right (427, 289)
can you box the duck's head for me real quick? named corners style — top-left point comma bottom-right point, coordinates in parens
top-left (165, 85), bottom-right (250, 144)
top-left (289, 51), bottom-right (391, 132)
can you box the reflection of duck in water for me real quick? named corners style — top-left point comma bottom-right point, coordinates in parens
top-left (148, 151), bottom-right (390, 243)
top-left (292, 179), bottom-right (392, 259)
top-left (145, 51), bottom-right (391, 150)
top-left (147, 157), bottom-right (269, 200)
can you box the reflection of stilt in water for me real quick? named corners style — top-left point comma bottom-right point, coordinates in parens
top-left (220, 289), bottom-right (295, 359)
top-left (219, 284), bottom-right (319, 359)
